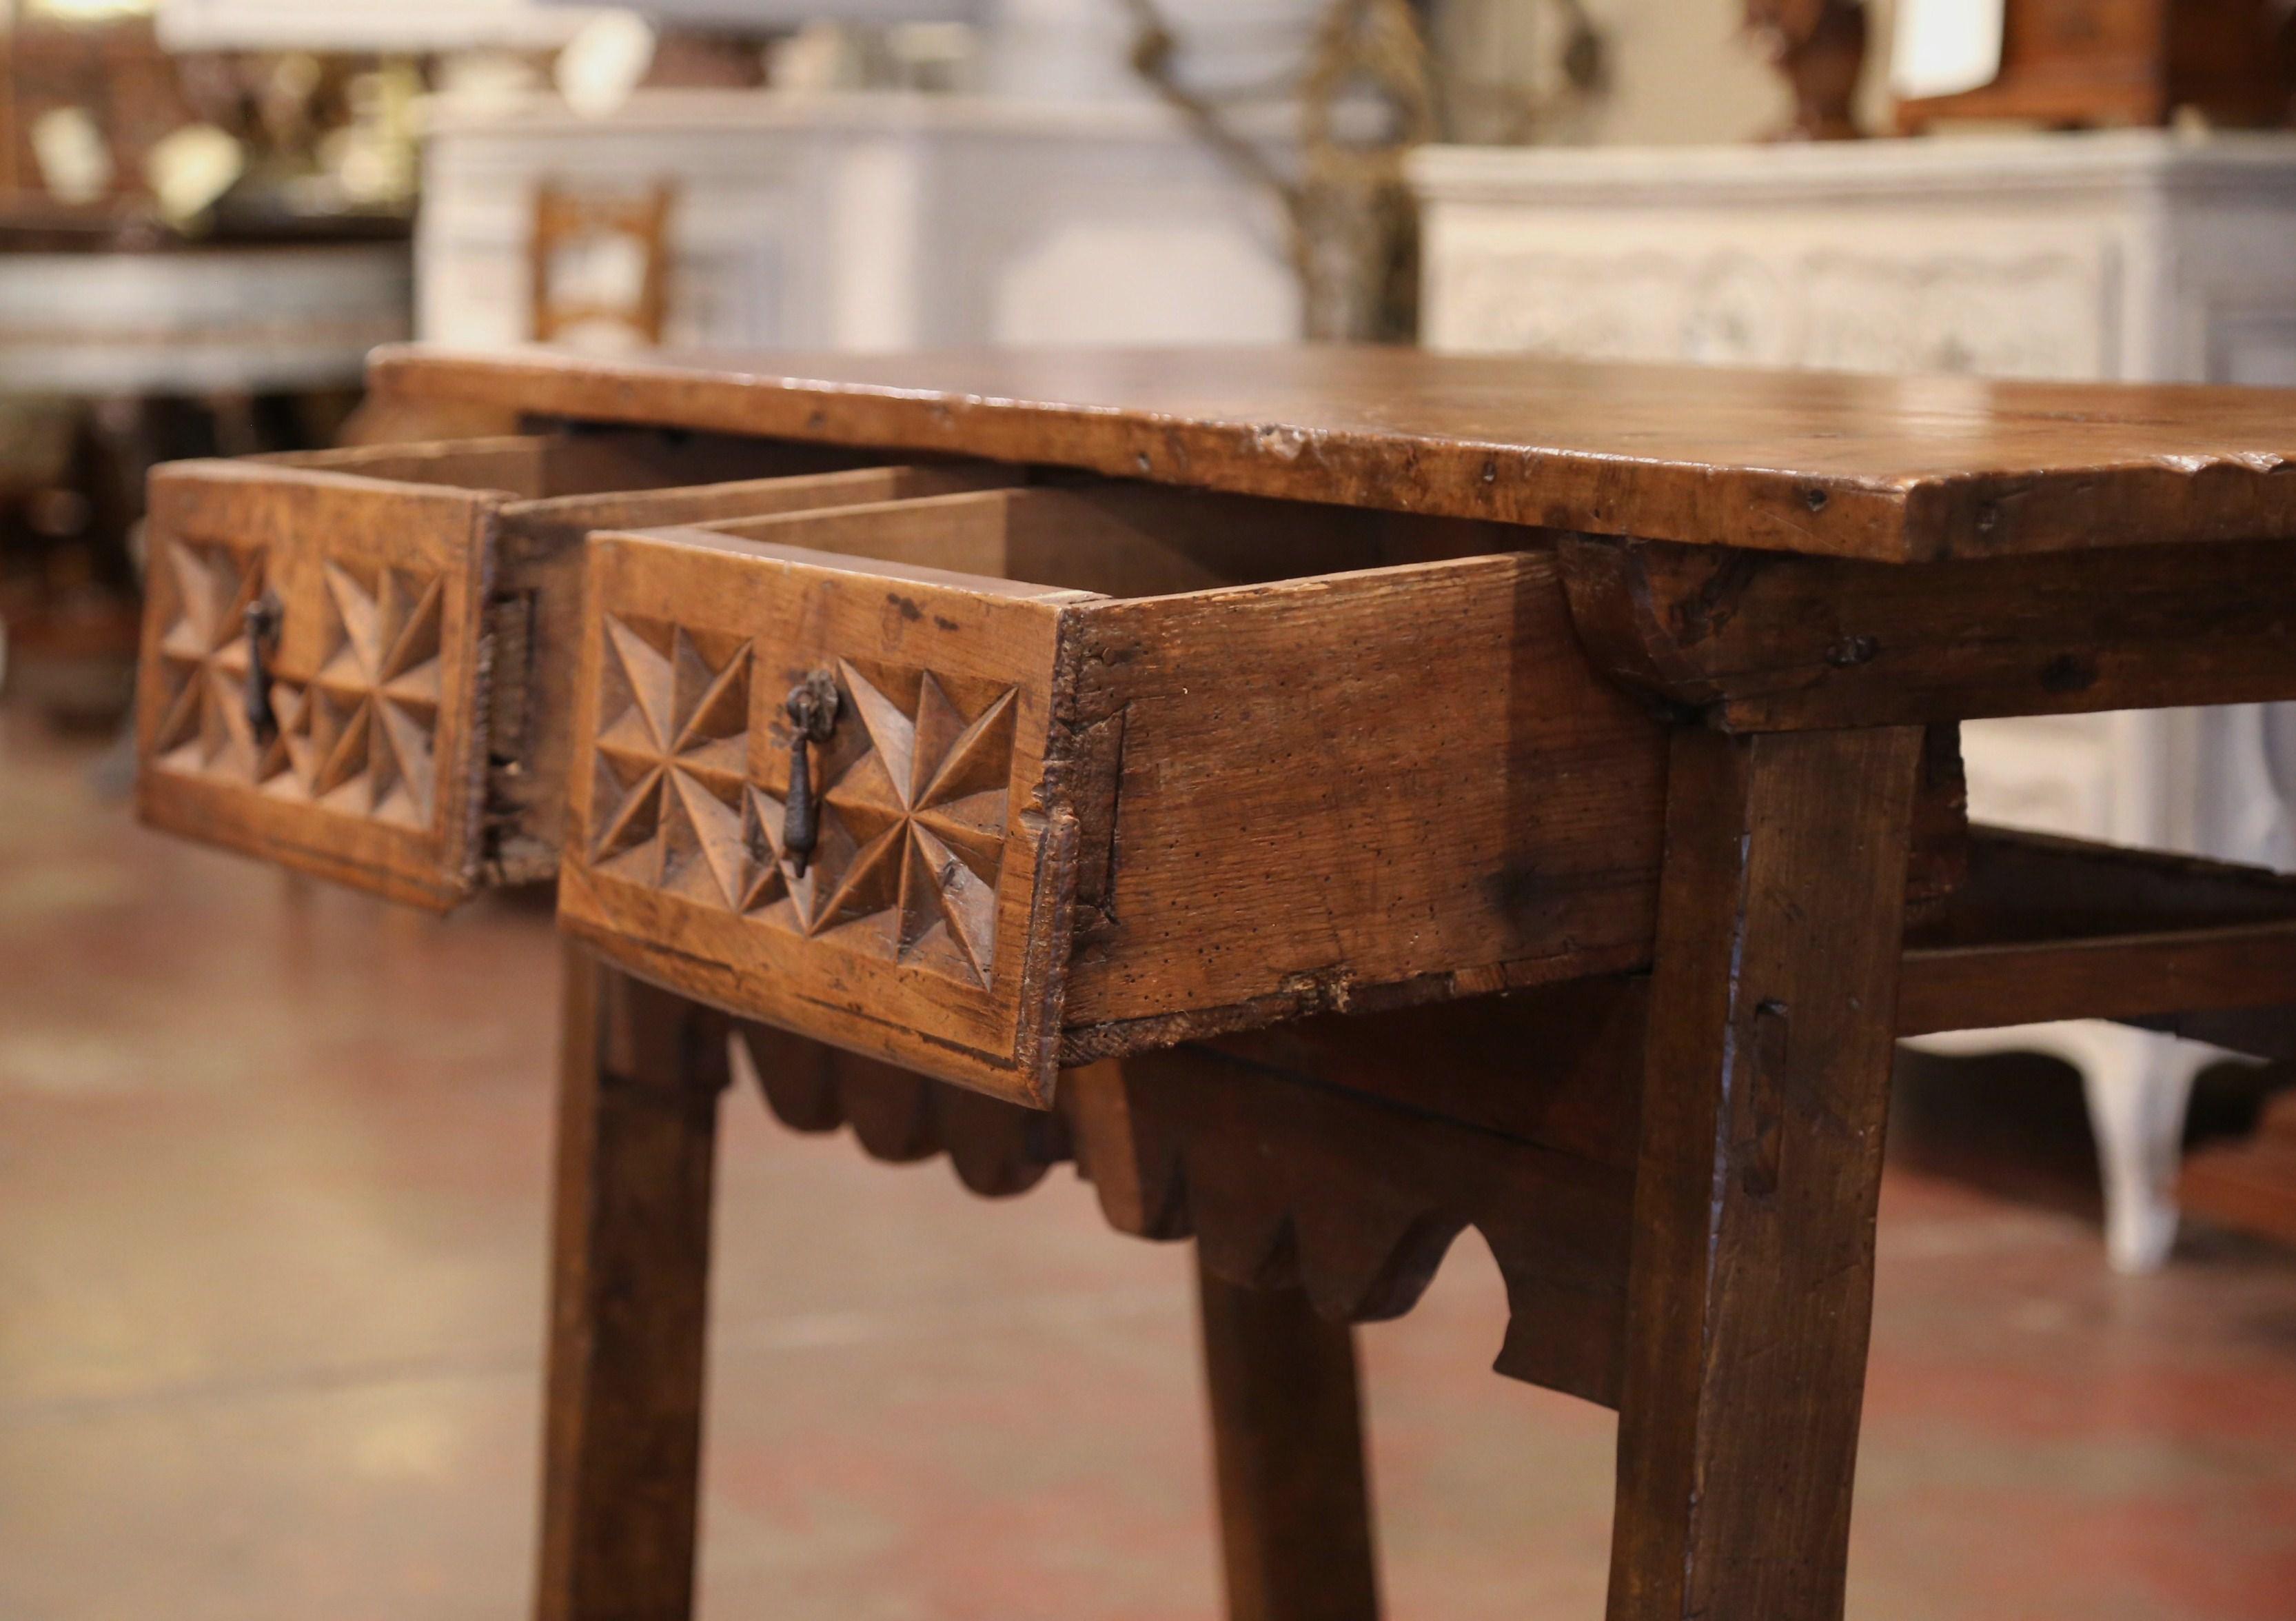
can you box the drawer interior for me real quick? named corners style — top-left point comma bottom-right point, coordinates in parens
top-left (255, 426), bottom-right (896, 502)
top-left (565, 472), bottom-right (1975, 1101)
top-left (480, 466), bottom-right (1028, 881)
top-left (560, 476), bottom-right (1672, 1100)
top-left (140, 432), bottom-right (1975, 1100)
top-left (696, 477), bottom-right (1514, 598)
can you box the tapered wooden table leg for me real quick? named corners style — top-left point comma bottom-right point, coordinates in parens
top-left (1607, 727), bottom-right (1926, 1621)
top-left (1197, 1251), bottom-right (1383, 1621)
top-left (537, 945), bottom-right (731, 1621)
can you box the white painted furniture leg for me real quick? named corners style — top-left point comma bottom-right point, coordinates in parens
top-left (2079, 1029), bottom-right (2206, 1273)
top-left (1904, 1022), bottom-right (2258, 1273)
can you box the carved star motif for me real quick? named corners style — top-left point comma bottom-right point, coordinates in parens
top-left (589, 615), bottom-right (755, 909)
top-left (740, 659), bottom-right (1015, 987)
top-left (149, 540), bottom-right (298, 787)
top-left (292, 561), bottom-right (445, 827)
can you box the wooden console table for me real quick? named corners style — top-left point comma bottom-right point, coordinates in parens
top-left (133, 347), bottom-right (2296, 1620)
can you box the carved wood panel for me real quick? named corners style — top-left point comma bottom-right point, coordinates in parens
top-left (292, 558), bottom-right (449, 826)
top-left (134, 462), bottom-right (496, 910)
top-left (559, 528), bottom-right (1090, 1105)
top-left (1064, 1042), bottom-right (1634, 1408)
top-left (737, 1022), bottom-right (1068, 1198)
top-left (732, 990), bottom-right (1641, 1409)
top-left (146, 538), bottom-right (280, 787)
top-left (729, 999), bottom-right (1640, 1407)
top-left (587, 623), bottom-right (1020, 988)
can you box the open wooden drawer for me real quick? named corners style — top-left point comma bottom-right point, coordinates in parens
top-left (134, 430), bottom-right (1013, 907)
top-left (556, 481), bottom-right (1692, 1104)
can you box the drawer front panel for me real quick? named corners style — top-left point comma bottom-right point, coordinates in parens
top-left (134, 441), bottom-right (1018, 907)
top-left (558, 528), bottom-right (1096, 1104)
top-left (553, 498), bottom-right (1683, 1103)
top-left (477, 463), bottom-right (1024, 882)
top-left (136, 461), bottom-right (498, 909)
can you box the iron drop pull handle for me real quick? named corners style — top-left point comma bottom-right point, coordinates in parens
top-left (243, 593), bottom-right (283, 743)
top-left (781, 669), bottom-right (841, 878)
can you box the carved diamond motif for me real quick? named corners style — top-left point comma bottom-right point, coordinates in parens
top-left (585, 623), bottom-right (1019, 989)
top-left (587, 615), bottom-right (755, 909)
top-left (742, 658), bottom-right (1015, 987)
top-left (289, 561), bottom-right (446, 827)
top-left (150, 540), bottom-right (299, 787)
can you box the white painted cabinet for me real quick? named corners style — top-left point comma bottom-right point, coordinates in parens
top-left (1412, 132), bottom-right (2296, 1269)
top-left (418, 90), bottom-right (1301, 353)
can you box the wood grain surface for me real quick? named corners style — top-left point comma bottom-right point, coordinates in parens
top-left (1561, 534), bottom-right (2296, 730)
top-left (538, 946), bottom-right (731, 1621)
top-left (136, 457), bottom-right (502, 909)
top-left (1195, 1259), bottom-right (1382, 1621)
top-left (551, 501), bottom-right (1687, 1099)
top-left (557, 525), bottom-right (1092, 1104)
top-left (1609, 726), bottom-right (1924, 1621)
top-left (370, 343), bottom-right (2296, 563)
top-left (1899, 827), bottom-right (2296, 1036)
top-left (1056, 547), bottom-right (1672, 1046)
top-left (134, 430), bottom-right (938, 905)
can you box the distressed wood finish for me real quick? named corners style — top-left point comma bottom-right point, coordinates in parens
top-left (485, 464), bottom-right (1021, 881)
top-left (134, 431), bottom-right (1003, 903)
top-left (1067, 1045), bottom-right (1635, 1407)
top-left (1054, 549), bottom-right (1669, 1050)
top-left (538, 945), bottom-right (731, 1621)
top-left (136, 456), bottom-right (499, 909)
top-left (1899, 828), bottom-right (2296, 1036)
top-left (738, 1014), bottom-right (1070, 1197)
top-left (134, 345), bottom-right (2296, 1621)
top-left (554, 494), bottom-right (1677, 1101)
top-left (558, 525), bottom-right (1093, 1105)
top-left (371, 343), bottom-right (2296, 563)
top-left (1609, 726), bottom-right (1925, 1621)
top-left (1559, 534), bottom-right (2296, 731)
top-left (1196, 1259), bottom-right (1383, 1621)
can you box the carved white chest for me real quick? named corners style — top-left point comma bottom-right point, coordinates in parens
top-left (1412, 131), bottom-right (2296, 1270)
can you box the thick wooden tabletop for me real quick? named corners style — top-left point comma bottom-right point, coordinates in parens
top-left (371, 343), bottom-right (2296, 564)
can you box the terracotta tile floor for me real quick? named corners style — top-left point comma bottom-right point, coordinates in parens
top-left (6, 709), bottom-right (2296, 1620)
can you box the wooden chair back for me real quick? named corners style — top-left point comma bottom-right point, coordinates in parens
top-left (530, 180), bottom-right (675, 349)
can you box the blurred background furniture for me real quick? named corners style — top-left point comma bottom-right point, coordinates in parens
top-left (2, 0), bottom-right (1606, 730)
top-left (2187, 1087), bottom-right (2296, 1240)
top-left (1, 6), bottom-right (418, 731)
top-left (1893, 0), bottom-right (2295, 131)
top-left (0, 212), bottom-right (409, 398)
top-left (1412, 129), bottom-right (2296, 1269)
top-left (529, 177), bottom-right (675, 346)
top-left (1744, 0), bottom-right (1871, 139)
top-left (155, 0), bottom-right (627, 53)
top-left (419, 88), bottom-right (1303, 351)
top-left (0, 212), bottom-right (409, 726)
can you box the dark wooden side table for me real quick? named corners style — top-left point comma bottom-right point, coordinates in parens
top-left (134, 347), bottom-right (2296, 1621)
